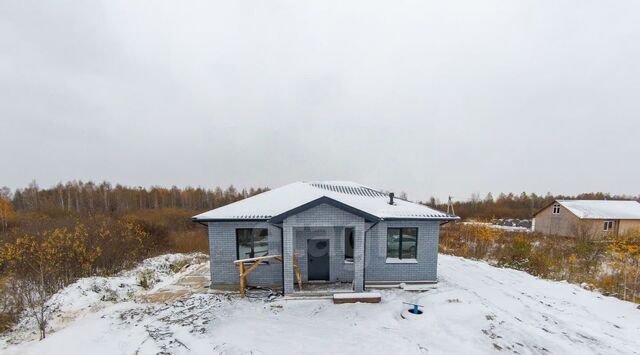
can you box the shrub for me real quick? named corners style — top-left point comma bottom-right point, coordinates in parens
top-left (0, 218), bottom-right (155, 337)
top-left (137, 269), bottom-right (156, 290)
top-left (169, 259), bottom-right (190, 274)
top-left (100, 288), bottom-right (119, 302)
top-left (527, 251), bottom-right (552, 277)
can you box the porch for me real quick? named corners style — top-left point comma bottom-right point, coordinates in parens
top-left (233, 254), bottom-right (357, 298)
top-left (282, 222), bottom-right (366, 295)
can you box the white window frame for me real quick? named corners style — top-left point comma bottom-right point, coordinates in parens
top-left (603, 220), bottom-right (614, 231)
top-left (552, 204), bottom-right (561, 214)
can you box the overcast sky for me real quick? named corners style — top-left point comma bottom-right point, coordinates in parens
top-left (1, 1), bottom-right (639, 201)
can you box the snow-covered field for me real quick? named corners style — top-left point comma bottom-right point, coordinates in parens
top-left (462, 221), bottom-right (532, 233)
top-left (2, 254), bottom-right (639, 355)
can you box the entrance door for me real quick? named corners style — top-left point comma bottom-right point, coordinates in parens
top-left (307, 239), bottom-right (330, 281)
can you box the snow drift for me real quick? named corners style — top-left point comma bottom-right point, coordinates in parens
top-left (2, 253), bottom-right (639, 355)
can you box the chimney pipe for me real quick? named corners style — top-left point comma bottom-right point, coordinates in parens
top-left (389, 192), bottom-right (395, 205)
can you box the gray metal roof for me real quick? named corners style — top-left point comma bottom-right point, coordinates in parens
top-left (193, 181), bottom-right (458, 222)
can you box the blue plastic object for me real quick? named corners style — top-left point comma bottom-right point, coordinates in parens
top-left (403, 302), bottom-right (424, 315)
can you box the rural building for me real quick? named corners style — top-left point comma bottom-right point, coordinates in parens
top-left (533, 200), bottom-right (640, 237)
top-left (192, 181), bottom-right (457, 295)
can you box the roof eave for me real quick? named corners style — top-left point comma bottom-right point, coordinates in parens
top-left (382, 216), bottom-right (460, 221)
top-left (191, 217), bottom-right (270, 223)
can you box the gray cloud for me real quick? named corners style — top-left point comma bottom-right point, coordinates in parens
top-left (1, 0), bottom-right (639, 201)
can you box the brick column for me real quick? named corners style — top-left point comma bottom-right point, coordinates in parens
top-left (207, 223), bottom-right (215, 286)
top-left (283, 224), bottom-right (294, 294)
top-left (353, 222), bottom-right (365, 292)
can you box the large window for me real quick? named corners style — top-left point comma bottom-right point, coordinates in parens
top-left (236, 228), bottom-right (268, 260)
top-left (387, 228), bottom-right (417, 259)
top-left (344, 228), bottom-right (354, 262)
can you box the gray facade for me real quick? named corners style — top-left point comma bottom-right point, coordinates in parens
top-left (208, 221), bottom-right (282, 286)
top-left (364, 220), bottom-right (440, 282)
top-left (282, 203), bottom-right (365, 293)
top-left (207, 202), bottom-right (442, 294)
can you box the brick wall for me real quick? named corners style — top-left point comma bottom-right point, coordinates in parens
top-left (207, 205), bottom-right (442, 290)
top-left (208, 221), bottom-right (282, 286)
top-left (364, 220), bottom-right (440, 282)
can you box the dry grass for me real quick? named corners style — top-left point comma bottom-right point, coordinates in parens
top-left (167, 230), bottom-right (208, 254)
top-left (440, 223), bottom-right (639, 303)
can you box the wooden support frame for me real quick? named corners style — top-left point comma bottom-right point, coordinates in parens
top-left (234, 254), bottom-right (303, 297)
top-left (293, 256), bottom-right (302, 291)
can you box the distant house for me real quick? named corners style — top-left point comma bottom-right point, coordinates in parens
top-left (192, 181), bottom-right (457, 295)
top-left (533, 200), bottom-right (640, 237)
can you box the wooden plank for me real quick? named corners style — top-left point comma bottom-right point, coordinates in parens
top-left (333, 292), bottom-right (381, 304)
top-left (243, 258), bottom-right (265, 275)
top-left (234, 253), bottom-right (303, 264)
top-left (234, 253), bottom-right (305, 296)
top-left (234, 254), bottom-right (282, 264)
top-left (333, 297), bottom-right (381, 304)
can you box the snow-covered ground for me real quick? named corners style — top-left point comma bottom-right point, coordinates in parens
top-left (2, 254), bottom-right (639, 355)
top-left (462, 221), bottom-right (532, 233)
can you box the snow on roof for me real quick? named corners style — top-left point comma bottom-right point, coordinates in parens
top-left (193, 181), bottom-right (457, 222)
top-left (556, 200), bottom-right (640, 219)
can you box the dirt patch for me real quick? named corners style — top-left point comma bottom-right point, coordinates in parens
top-left (139, 264), bottom-right (210, 303)
top-left (139, 289), bottom-right (192, 303)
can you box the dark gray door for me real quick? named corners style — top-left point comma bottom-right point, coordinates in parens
top-left (307, 239), bottom-right (330, 281)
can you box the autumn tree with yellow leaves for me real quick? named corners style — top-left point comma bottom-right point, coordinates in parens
top-left (0, 220), bottom-right (151, 339)
top-left (608, 229), bottom-right (640, 302)
top-left (0, 191), bottom-right (14, 232)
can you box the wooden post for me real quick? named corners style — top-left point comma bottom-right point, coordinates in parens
top-left (239, 262), bottom-right (246, 298)
top-left (234, 255), bottom-right (294, 297)
top-left (293, 255), bottom-right (303, 291)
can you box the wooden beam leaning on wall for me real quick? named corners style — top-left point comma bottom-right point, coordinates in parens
top-left (233, 254), bottom-right (303, 297)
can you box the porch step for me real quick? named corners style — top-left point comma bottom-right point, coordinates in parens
top-left (333, 292), bottom-right (381, 304)
top-left (365, 281), bottom-right (437, 290)
top-left (285, 289), bottom-right (353, 299)
top-left (284, 294), bottom-right (334, 300)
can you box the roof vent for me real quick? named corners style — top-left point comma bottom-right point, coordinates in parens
top-left (389, 192), bottom-right (395, 205)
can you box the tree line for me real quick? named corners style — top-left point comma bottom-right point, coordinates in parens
top-left (425, 192), bottom-right (640, 220)
top-left (4, 181), bottom-right (639, 222)
top-left (6, 180), bottom-right (269, 217)
top-left (0, 180), bottom-right (270, 335)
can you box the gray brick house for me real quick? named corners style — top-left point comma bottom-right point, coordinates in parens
top-left (192, 181), bottom-right (458, 295)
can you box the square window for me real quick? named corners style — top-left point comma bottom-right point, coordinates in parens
top-left (552, 204), bottom-right (561, 214)
top-left (236, 228), bottom-right (268, 260)
top-left (387, 228), bottom-right (417, 259)
top-left (603, 221), bottom-right (614, 231)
